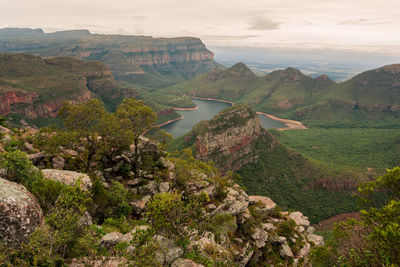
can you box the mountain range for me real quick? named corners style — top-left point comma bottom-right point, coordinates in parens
top-left (164, 62), bottom-right (400, 128)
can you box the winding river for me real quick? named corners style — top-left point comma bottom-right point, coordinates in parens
top-left (161, 99), bottom-right (285, 138)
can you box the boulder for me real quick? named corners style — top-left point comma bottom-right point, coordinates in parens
top-left (100, 232), bottom-right (124, 248)
top-left (130, 195), bottom-right (151, 214)
top-left (307, 233), bottom-right (324, 246)
top-left (41, 169), bottom-right (92, 190)
top-left (24, 142), bottom-right (35, 152)
top-left (251, 227), bottom-right (269, 248)
top-left (0, 125), bottom-right (11, 134)
top-left (52, 156), bottom-right (66, 169)
top-left (28, 152), bottom-right (45, 164)
top-left (248, 195), bottom-right (276, 211)
top-left (288, 211), bottom-right (310, 227)
top-left (298, 242), bottom-right (311, 258)
top-left (279, 242), bottom-right (294, 259)
top-left (159, 182), bottom-right (170, 193)
top-left (0, 177), bottom-right (43, 246)
top-left (172, 258), bottom-right (204, 267)
top-left (153, 235), bottom-right (184, 264)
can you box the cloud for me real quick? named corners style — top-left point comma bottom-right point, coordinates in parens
top-left (247, 16), bottom-right (281, 30)
top-left (339, 18), bottom-right (393, 25)
top-left (202, 35), bottom-right (259, 41)
top-left (131, 15), bottom-right (148, 20)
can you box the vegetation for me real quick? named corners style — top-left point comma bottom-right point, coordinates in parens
top-left (274, 128), bottom-right (400, 175)
top-left (311, 167), bottom-right (400, 266)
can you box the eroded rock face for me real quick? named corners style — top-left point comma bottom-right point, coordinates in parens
top-left (41, 169), bottom-right (92, 190)
top-left (0, 177), bottom-right (43, 246)
top-left (195, 105), bottom-right (277, 173)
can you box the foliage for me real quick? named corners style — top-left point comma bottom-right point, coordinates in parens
top-left (0, 149), bottom-right (66, 214)
top-left (115, 97), bottom-right (157, 176)
top-left (91, 179), bottom-right (132, 221)
top-left (146, 192), bottom-right (209, 238)
top-left (238, 139), bottom-right (358, 223)
top-left (58, 98), bottom-right (108, 172)
top-left (0, 182), bottom-right (98, 266)
top-left (311, 167), bottom-right (400, 266)
top-left (102, 216), bottom-right (131, 234)
top-left (276, 128), bottom-right (400, 175)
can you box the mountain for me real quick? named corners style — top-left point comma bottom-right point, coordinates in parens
top-left (169, 105), bottom-right (358, 222)
top-left (164, 63), bottom-right (400, 127)
top-left (0, 53), bottom-right (136, 126)
top-left (0, 28), bottom-right (221, 89)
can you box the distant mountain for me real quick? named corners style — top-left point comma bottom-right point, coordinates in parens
top-left (164, 62), bottom-right (400, 127)
top-left (0, 28), bottom-right (221, 89)
top-left (169, 105), bottom-right (358, 222)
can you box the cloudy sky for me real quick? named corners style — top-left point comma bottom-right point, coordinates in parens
top-left (1, 0), bottom-right (400, 54)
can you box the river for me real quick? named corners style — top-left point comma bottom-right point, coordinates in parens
top-left (161, 99), bottom-right (285, 138)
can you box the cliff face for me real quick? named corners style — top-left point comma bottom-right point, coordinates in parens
top-left (0, 54), bottom-right (125, 122)
top-left (170, 105), bottom-right (359, 222)
top-left (195, 105), bottom-right (277, 173)
top-left (0, 29), bottom-right (220, 87)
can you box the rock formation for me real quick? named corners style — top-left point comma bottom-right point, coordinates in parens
top-left (0, 177), bottom-right (43, 246)
top-left (194, 105), bottom-right (277, 173)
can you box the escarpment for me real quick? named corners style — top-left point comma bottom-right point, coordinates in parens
top-left (0, 54), bottom-right (130, 123)
top-left (195, 105), bottom-right (278, 173)
top-left (0, 28), bottom-right (220, 86)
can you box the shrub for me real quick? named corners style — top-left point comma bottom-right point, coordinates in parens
top-left (146, 192), bottom-right (208, 238)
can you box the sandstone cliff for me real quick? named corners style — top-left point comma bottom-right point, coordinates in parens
top-left (0, 28), bottom-right (220, 87)
top-left (194, 105), bottom-right (277, 173)
top-left (0, 54), bottom-right (130, 123)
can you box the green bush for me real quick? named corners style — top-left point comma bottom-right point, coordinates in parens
top-left (146, 192), bottom-right (208, 238)
top-left (0, 150), bottom-right (67, 214)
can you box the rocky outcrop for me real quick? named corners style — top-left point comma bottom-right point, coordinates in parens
top-left (41, 169), bottom-right (92, 191)
top-left (0, 177), bottom-right (43, 246)
top-left (0, 29), bottom-right (219, 84)
top-left (195, 105), bottom-right (278, 173)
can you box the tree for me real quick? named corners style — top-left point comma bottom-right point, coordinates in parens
top-left (58, 98), bottom-right (107, 172)
top-left (115, 98), bottom-right (157, 177)
top-left (311, 167), bottom-right (400, 266)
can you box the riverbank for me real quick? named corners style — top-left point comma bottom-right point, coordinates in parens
top-left (154, 116), bottom-right (184, 127)
top-left (173, 106), bottom-right (198, 111)
top-left (191, 96), bottom-right (306, 130)
top-left (256, 112), bottom-right (307, 130)
top-left (191, 96), bottom-right (235, 106)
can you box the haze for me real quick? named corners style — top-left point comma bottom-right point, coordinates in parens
top-left (1, 0), bottom-right (400, 54)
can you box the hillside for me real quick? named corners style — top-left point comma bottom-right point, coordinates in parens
top-left (168, 105), bottom-right (359, 222)
top-left (0, 100), bottom-right (324, 266)
top-left (0, 53), bottom-right (137, 126)
top-left (0, 28), bottom-right (221, 89)
top-left (164, 62), bottom-right (400, 128)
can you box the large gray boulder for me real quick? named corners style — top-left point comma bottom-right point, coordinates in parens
top-left (0, 177), bottom-right (43, 246)
top-left (41, 169), bottom-right (92, 190)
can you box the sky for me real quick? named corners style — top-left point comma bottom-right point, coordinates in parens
top-left (1, 0), bottom-right (400, 54)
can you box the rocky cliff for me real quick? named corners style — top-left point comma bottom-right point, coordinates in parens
top-left (195, 105), bottom-right (277, 173)
top-left (169, 105), bottom-right (359, 223)
top-left (0, 54), bottom-right (131, 124)
top-left (0, 28), bottom-right (220, 88)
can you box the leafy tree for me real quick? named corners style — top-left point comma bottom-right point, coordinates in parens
top-left (115, 98), bottom-right (157, 177)
top-left (58, 98), bottom-right (107, 172)
top-left (311, 167), bottom-right (400, 266)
